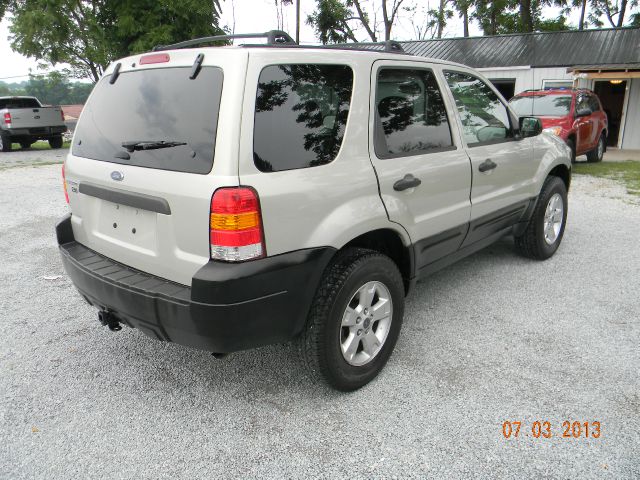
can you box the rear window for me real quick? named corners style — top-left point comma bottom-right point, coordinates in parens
top-left (72, 67), bottom-right (223, 174)
top-left (0, 98), bottom-right (41, 109)
top-left (510, 95), bottom-right (572, 117)
top-left (253, 64), bottom-right (354, 172)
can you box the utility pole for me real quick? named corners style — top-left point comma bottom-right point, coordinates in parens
top-left (296, 0), bottom-right (300, 44)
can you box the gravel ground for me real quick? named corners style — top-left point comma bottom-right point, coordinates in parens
top-left (1, 163), bottom-right (639, 479)
top-left (0, 146), bottom-right (67, 170)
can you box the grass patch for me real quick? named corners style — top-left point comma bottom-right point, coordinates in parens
top-left (24, 141), bottom-right (71, 150)
top-left (573, 160), bottom-right (640, 196)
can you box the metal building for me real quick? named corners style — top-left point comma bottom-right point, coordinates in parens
top-left (402, 27), bottom-right (640, 150)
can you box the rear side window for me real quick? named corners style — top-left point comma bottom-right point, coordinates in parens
top-left (0, 98), bottom-right (41, 109)
top-left (72, 67), bottom-right (223, 174)
top-left (253, 64), bottom-right (354, 172)
top-left (444, 71), bottom-right (513, 146)
top-left (375, 68), bottom-right (453, 158)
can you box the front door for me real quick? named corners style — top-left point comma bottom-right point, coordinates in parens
top-left (442, 69), bottom-right (538, 246)
top-left (369, 61), bottom-right (472, 273)
top-left (575, 93), bottom-right (595, 153)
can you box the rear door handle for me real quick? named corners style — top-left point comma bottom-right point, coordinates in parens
top-left (478, 159), bottom-right (497, 173)
top-left (393, 174), bottom-right (421, 191)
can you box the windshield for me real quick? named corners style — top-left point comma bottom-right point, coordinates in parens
top-left (509, 95), bottom-right (572, 117)
top-left (72, 66), bottom-right (223, 174)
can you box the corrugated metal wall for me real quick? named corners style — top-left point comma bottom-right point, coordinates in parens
top-left (479, 67), bottom-right (574, 93)
top-left (621, 80), bottom-right (640, 150)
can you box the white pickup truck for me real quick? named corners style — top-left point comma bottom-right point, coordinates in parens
top-left (0, 96), bottom-right (67, 152)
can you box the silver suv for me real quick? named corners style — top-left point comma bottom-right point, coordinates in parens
top-left (57, 31), bottom-right (572, 391)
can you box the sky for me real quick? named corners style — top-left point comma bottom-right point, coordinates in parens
top-left (0, 0), bottom-right (581, 82)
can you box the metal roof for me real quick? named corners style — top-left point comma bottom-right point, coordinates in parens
top-left (401, 27), bottom-right (640, 69)
top-left (568, 63), bottom-right (640, 72)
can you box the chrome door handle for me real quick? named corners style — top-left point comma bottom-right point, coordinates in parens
top-left (479, 159), bottom-right (497, 173)
top-left (393, 174), bottom-right (422, 191)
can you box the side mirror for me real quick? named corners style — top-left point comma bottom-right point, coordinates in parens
top-left (519, 117), bottom-right (542, 138)
top-left (576, 107), bottom-right (592, 117)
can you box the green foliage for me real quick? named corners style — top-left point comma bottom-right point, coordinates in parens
top-left (0, 73), bottom-right (93, 105)
top-left (307, 0), bottom-right (358, 43)
top-left (7, 0), bottom-right (224, 82)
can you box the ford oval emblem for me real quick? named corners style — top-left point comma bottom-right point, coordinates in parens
top-left (111, 171), bottom-right (124, 181)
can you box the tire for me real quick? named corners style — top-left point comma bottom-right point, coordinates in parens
top-left (566, 138), bottom-right (576, 163)
top-left (49, 136), bottom-right (63, 149)
top-left (0, 133), bottom-right (11, 152)
top-left (297, 248), bottom-right (405, 391)
top-left (514, 176), bottom-right (568, 260)
top-left (586, 134), bottom-right (605, 163)
top-left (20, 141), bottom-right (32, 150)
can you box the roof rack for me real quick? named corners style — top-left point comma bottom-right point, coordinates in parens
top-left (153, 30), bottom-right (296, 51)
top-left (323, 40), bottom-right (405, 53)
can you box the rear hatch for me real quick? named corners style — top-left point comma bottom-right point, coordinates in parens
top-left (65, 49), bottom-right (247, 286)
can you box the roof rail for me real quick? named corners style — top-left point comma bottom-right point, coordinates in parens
top-left (153, 30), bottom-right (296, 51)
top-left (323, 40), bottom-right (405, 53)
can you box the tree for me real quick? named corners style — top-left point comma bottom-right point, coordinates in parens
top-left (452, 0), bottom-right (473, 36)
top-left (307, 0), bottom-right (359, 43)
top-left (7, 0), bottom-right (224, 82)
top-left (589, 0), bottom-right (638, 27)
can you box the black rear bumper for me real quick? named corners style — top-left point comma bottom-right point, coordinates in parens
top-left (56, 214), bottom-right (335, 353)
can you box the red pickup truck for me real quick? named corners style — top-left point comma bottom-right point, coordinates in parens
top-left (510, 89), bottom-right (608, 163)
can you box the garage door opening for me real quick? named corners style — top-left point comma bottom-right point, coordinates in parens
top-left (490, 79), bottom-right (516, 100)
top-left (593, 80), bottom-right (627, 147)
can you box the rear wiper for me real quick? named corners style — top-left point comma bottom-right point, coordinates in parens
top-left (122, 140), bottom-right (187, 152)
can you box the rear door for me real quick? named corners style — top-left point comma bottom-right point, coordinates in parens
top-left (65, 50), bottom-right (247, 286)
top-left (368, 60), bottom-right (472, 272)
top-left (442, 69), bottom-right (538, 246)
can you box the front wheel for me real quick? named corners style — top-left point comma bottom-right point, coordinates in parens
top-left (514, 176), bottom-right (568, 260)
top-left (586, 134), bottom-right (605, 163)
top-left (298, 248), bottom-right (405, 391)
top-left (49, 136), bottom-right (63, 149)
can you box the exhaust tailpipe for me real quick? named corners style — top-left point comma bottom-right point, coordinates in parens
top-left (98, 310), bottom-right (122, 332)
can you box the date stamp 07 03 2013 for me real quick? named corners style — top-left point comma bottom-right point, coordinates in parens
top-left (502, 421), bottom-right (601, 439)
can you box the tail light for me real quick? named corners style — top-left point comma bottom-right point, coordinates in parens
top-left (60, 109), bottom-right (65, 122)
top-left (209, 187), bottom-right (265, 262)
top-left (3, 112), bottom-right (11, 125)
top-left (62, 163), bottom-right (69, 204)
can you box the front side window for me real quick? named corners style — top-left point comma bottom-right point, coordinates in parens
top-left (444, 71), bottom-right (513, 146)
top-left (374, 68), bottom-right (453, 158)
top-left (253, 64), bottom-right (354, 172)
top-left (588, 95), bottom-right (601, 112)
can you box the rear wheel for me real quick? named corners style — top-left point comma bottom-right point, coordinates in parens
top-left (0, 133), bottom-right (11, 152)
top-left (298, 248), bottom-right (405, 391)
top-left (514, 176), bottom-right (567, 260)
top-left (49, 136), bottom-right (63, 149)
top-left (586, 134), bottom-right (605, 163)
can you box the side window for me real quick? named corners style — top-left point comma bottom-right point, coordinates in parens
top-left (374, 68), bottom-right (453, 158)
top-left (444, 71), bottom-right (514, 146)
top-left (576, 95), bottom-right (590, 112)
top-left (253, 64), bottom-right (354, 172)
top-left (588, 95), bottom-right (600, 112)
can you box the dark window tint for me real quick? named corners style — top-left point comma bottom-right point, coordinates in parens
top-left (576, 95), bottom-right (591, 113)
top-left (375, 68), bottom-right (453, 158)
top-left (588, 95), bottom-right (600, 112)
top-left (444, 71), bottom-right (513, 146)
top-left (0, 97), bottom-right (41, 109)
top-left (72, 67), bottom-right (223, 174)
top-left (510, 95), bottom-right (572, 116)
top-left (253, 64), bottom-right (353, 172)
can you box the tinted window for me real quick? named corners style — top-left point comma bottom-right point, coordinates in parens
top-left (510, 95), bottom-right (572, 116)
top-left (444, 71), bottom-right (513, 146)
top-left (253, 64), bottom-right (353, 172)
top-left (72, 67), bottom-right (223, 174)
top-left (0, 98), bottom-right (41, 109)
top-left (588, 95), bottom-right (600, 112)
top-left (576, 95), bottom-right (591, 113)
top-left (375, 68), bottom-right (453, 158)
